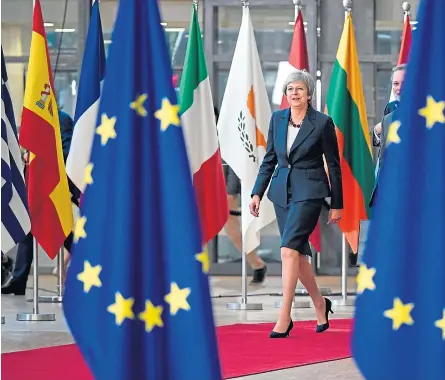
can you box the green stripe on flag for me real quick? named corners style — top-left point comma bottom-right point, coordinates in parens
top-left (326, 60), bottom-right (375, 216)
top-left (179, 6), bottom-right (208, 114)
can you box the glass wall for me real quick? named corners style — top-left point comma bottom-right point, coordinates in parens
top-left (2, 0), bottom-right (81, 125)
top-left (1, 0), bottom-right (420, 274)
top-left (1, 0), bottom-right (203, 124)
top-left (374, 0), bottom-right (419, 118)
top-left (213, 5), bottom-right (295, 113)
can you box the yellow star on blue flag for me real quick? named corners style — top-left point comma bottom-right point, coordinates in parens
top-left (62, 1), bottom-right (222, 379)
top-left (352, 1), bottom-right (445, 379)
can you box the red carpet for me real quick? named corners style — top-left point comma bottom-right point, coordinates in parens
top-left (2, 319), bottom-right (352, 379)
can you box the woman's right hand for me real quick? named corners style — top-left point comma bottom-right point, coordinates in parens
top-left (249, 195), bottom-right (261, 217)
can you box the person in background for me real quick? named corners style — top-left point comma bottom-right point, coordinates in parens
top-left (1, 254), bottom-right (14, 288)
top-left (250, 70), bottom-right (343, 337)
top-left (372, 64), bottom-right (406, 150)
top-left (215, 107), bottom-right (267, 284)
top-left (370, 64), bottom-right (406, 207)
top-left (2, 109), bottom-right (78, 295)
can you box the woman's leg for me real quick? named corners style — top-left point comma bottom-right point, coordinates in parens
top-left (297, 255), bottom-right (326, 324)
top-left (63, 250), bottom-right (71, 274)
top-left (273, 247), bottom-right (300, 332)
top-left (225, 194), bottom-right (265, 269)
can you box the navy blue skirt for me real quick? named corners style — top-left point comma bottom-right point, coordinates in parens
top-left (274, 199), bottom-right (323, 256)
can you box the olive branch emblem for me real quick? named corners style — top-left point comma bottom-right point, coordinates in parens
top-left (237, 111), bottom-right (256, 163)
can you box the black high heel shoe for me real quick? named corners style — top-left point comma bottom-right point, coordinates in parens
top-left (270, 320), bottom-right (293, 338)
top-left (316, 297), bottom-right (333, 333)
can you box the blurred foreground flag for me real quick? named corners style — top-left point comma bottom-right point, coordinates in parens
top-left (62, 0), bottom-right (222, 379)
top-left (352, 0), bottom-right (445, 379)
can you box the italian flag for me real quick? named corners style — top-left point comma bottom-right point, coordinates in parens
top-left (179, 4), bottom-right (229, 245)
top-left (325, 12), bottom-right (375, 253)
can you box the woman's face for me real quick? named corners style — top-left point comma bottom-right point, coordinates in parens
top-left (286, 80), bottom-right (309, 108)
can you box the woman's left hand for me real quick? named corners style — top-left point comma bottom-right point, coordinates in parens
top-left (328, 209), bottom-right (342, 224)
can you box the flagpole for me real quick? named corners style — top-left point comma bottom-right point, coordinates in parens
top-left (37, 248), bottom-right (64, 303)
top-left (226, 0), bottom-right (263, 311)
top-left (332, 0), bottom-right (355, 307)
top-left (402, 2), bottom-right (411, 22)
top-left (15, 0), bottom-right (54, 314)
top-left (287, 0), bottom-right (312, 309)
top-left (294, 0), bottom-right (301, 20)
top-left (30, 0), bottom-right (64, 305)
top-left (17, 238), bottom-right (56, 321)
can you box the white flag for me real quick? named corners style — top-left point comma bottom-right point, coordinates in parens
top-left (217, 6), bottom-right (276, 255)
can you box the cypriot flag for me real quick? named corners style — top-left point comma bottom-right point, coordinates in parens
top-left (217, 5), bottom-right (276, 255)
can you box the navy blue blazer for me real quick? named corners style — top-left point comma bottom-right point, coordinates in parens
top-left (251, 106), bottom-right (343, 210)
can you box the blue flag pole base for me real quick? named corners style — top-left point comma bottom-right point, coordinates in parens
top-left (17, 239), bottom-right (56, 322)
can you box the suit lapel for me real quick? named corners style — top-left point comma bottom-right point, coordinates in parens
top-left (289, 107), bottom-right (315, 155)
top-left (279, 108), bottom-right (290, 159)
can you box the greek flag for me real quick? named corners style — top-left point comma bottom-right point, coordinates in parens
top-left (1, 47), bottom-right (31, 254)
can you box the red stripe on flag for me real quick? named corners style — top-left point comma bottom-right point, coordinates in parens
top-left (32, 0), bottom-right (56, 94)
top-left (398, 15), bottom-right (412, 65)
top-left (20, 108), bottom-right (67, 258)
top-left (193, 149), bottom-right (229, 245)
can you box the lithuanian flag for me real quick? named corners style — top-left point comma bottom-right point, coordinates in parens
top-left (19, 0), bottom-right (73, 259)
top-left (325, 12), bottom-right (375, 253)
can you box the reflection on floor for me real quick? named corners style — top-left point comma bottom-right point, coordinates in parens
top-left (1, 275), bottom-right (363, 379)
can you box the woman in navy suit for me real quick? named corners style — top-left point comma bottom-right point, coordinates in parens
top-left (250, 70), bottom-right (343, 337)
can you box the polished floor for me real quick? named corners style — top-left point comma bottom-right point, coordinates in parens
top-left (1, 275), bottom-right (363, 379)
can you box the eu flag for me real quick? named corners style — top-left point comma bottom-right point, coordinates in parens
top-left (62, 0), bottom-right (222, 379)
top-left (352, 0), bottom-right (445, 379)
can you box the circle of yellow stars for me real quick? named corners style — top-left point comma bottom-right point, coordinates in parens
top-left (76, 251), bottom-right (208, 333)
top-left (72, 94), bottom-right (211, 333)
top-left (73, 94), bottom-right (184, 245)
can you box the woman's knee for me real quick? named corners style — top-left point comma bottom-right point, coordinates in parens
top-left (281, 247), bottom-right (298, 260)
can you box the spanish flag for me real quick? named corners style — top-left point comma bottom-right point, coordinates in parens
top-left (19, 0), bottom-right (73, 259)
top-left (325, 12), bottom-right (375, 253)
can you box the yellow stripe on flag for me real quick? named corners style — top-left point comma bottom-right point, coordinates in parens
top-left (335, 13), bottom-right (372, 154)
